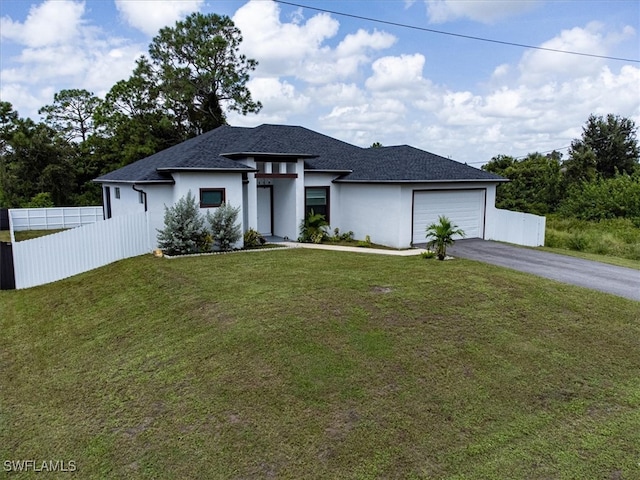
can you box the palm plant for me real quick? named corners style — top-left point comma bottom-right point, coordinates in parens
top-left (425, 215), bottom-right (465, 260)
top-left (299, 210), bottom-right (329, 243)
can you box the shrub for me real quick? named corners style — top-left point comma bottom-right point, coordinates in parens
top-left (157, 191), bottom-right (208, 256)
top-left (421, 250), bottom-right (436, 259)
top-left (558, 173), bottom-right (640, 220)
top-left (299, 210), bottom-right (329, 243)
top-left (567, 232), bottom-right (589, 251)
top-left (356, 235), bottom-right (372, 248)
top-left (206, 203), bottom-right (242, 252)
top-left (332, 228), bottom-right (355, 242)
top-left (244, 228), bottom-right (265, 248)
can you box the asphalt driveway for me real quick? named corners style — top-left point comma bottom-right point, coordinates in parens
top-left (447, 239), bottom-right (640, 301)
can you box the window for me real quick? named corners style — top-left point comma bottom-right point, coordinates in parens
top-left (114, 187), bottom-right (120, 199)
top-left (305, 187), bottom-right (329, 222)
top-left (200, 188), bottom-right (225, 208)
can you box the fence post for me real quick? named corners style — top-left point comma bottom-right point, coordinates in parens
top-left (0, 208), bottom-right (8, 231)
top-left (0, 242), bottom-right (16, 290)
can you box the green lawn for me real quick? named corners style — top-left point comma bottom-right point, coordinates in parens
top-left (0, 229), bottom-right (67, 242)
top-left (1, 250), bottom-right (639, 479)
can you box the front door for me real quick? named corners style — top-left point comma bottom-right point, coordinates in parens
top-left (257, 186), bottom-right (272, 236)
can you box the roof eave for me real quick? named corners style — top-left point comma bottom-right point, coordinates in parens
top-left (93, 179), bottom-right (175, 184)
top-left (334, 178), bottom-right (508, 183)
top-left (156, 167), bottom-right (257, 173)
top-left (305, 169), bottom-right (353, 174)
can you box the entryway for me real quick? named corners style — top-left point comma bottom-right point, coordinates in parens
top-left (257, 186), bottom-right (273, 236)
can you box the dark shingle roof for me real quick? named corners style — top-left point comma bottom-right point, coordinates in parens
top-left (328, 145), bottom-right (505, 183)
top-left (94, 124), bottom-right (505, 183)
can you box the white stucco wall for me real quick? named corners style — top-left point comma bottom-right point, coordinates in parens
top-left (102, 183), bottom-right (145, 218)
top-left (337, 183), bottom-right (405, 248)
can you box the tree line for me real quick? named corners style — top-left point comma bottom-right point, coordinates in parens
top-left (482, 114), bottom-right (640, 222)
top-left (0, 13), bottom-right (261, 208)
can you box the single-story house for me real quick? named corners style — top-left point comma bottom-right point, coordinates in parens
top-left (94, 124), bottom-right (515, 249)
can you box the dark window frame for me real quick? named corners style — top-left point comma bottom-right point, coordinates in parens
top-left (199, 188), bottom-right (226, 208)
top-left (114, 187), bottom-right (120, 199)
top-left (305, 186), bottom-right (330, 223)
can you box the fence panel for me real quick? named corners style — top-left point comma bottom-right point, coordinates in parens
top-left (488, 209), bottom-right (546, 246)
top-left (9, 206), bottom-right (103, 231)
top-left (12, 213), bottom-right (151, 289)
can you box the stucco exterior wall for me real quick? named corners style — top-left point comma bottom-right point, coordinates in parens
top-left (337, 183), bottom-right (404, 248)
top-left (103, 183), bottom-right (145, 218)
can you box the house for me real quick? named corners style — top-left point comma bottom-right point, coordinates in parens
top-left (94, 124), bottom-right (532, 249)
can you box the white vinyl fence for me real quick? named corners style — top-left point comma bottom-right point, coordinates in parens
top-left (487, 208), bottom-right (546, 247)
top-left (9, 206), bottom-right (103, 232)
top-left (12, 212), bottom-right (152, 289)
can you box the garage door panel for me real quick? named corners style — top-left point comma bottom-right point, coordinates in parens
top-left (413, 190), bottom-right (485, 244)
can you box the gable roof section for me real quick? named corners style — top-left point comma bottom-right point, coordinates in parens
top-left (329, 145), bottom-right (506, 183)
top-left (94, 124), bottom-right (505, 184)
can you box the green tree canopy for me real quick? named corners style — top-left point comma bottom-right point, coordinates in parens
top-left (482, 152), bottom-right (563, 215)
top-left (148, 12), bottom-right (262, 135)
top-left (38, 89), bottom-right (102, 142)
top-left (566, 114), bottom-right (639, 178)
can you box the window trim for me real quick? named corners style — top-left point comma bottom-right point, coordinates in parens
top-left (114, 187), bottom-right (120, 199)
top-left (305, 186), bottom-right (330, 223)
top-left (199, 188), bottom-right (226, 208)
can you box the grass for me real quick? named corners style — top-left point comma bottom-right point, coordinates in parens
top-left (0, 229), bottom-right (67, 242)
top-left (545, 216), bottom-right (640, 262)
top-left (1, 249), bottom-right (639, 479)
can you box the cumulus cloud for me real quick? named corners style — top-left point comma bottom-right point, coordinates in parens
top-left (114, 0), bottom-right (203, 37)
top-left (233, 0), bottom-right (395, 83)
top-left (0, 0), bottom-right (85, 47)
top-left (518, 22), bottom-right (636, 84)
top-left (0, 0), bottom-right (144, 119)
top-left (424, 0), bottom-right (540, 24)
top-left (365, 54), bottom-right (427, 93)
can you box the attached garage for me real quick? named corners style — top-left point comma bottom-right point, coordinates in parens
top-left (412, 189), bottom-right (486, 245)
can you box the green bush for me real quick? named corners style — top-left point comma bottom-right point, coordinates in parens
top-left (157, 191), bottom-right (209, 256)
top-left (567, 232), bottom-right (589, 251)
top-left (243, 228), bottom-right (265, 248)
top-left (558, 173), bottom-right (640, 220)
top-left (206, 203), bottom-right (242, 252)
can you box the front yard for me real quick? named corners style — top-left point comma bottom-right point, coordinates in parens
top-left (1, 249), bottom-right (639, 478)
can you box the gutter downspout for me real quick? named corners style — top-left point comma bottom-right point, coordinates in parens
top-left (132, 184), bottom-right (152, 251)
top-left (132, 184), bottom-right (148, 212)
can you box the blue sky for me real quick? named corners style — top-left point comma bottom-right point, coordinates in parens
top-left (1, 0), bottom-right (638, 164)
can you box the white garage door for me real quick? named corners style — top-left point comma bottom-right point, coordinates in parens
top-left (412, 189), bottom-right (486, 244)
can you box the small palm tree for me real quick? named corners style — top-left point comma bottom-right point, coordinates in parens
top-left (425, 215), bottom-right (465, 260)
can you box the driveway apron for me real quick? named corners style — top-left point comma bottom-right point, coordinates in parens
top-left (447, 239), bottom-right (640, 301)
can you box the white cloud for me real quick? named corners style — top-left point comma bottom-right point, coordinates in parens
top-left (114, 0), bottom-right (203, 37)
top-left (234, 0), bottom-right (395, 84)
top-left (365, 54), bottom-right (427, 92)
top-left (0, 0), bottom-right (85, 47)
top-left (425, 0), bottom-right (540, 24)
top-left (518, 22), bottom-right (636, 85)
top-left (0, 1), bottom-right (145, 119)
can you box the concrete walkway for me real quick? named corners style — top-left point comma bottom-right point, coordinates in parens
top-left (278, 241), bottom-right (427, 256)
